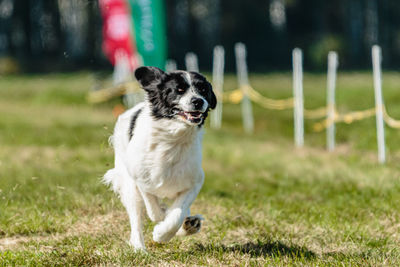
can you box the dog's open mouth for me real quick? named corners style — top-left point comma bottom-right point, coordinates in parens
top-left (177, 111), bottom-right (204, 124)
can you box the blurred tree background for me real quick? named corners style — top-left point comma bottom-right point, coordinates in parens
top-left (0, 0), bottom-right (399, 73)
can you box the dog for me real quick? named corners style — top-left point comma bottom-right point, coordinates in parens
top-left (103, 66), bottom-right (217, 250)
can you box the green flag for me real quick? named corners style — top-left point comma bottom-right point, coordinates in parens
top-left (129, 0), bottom-right (167, 69)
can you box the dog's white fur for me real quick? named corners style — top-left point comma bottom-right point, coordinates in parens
top-left (104, 76), bottom-right (208, 250)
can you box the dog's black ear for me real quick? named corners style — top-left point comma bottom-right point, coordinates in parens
top-left (208, 83), bottom-right (217, 110)
top-left (134, 66), bottom-right (165, 87)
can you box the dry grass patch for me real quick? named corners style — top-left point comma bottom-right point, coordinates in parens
top-left (0, 211), bottom-right (127, 251)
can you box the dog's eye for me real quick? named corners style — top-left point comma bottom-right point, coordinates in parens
top-left (177, 88), bottom-right (185, 93)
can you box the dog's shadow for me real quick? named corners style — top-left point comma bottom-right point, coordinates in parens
top-left (192, 240), bottom-right (316, 259)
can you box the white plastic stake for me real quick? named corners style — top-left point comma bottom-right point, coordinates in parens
top-left (185, 52), bottom-right (199, 72)
top-left (292, 48), bottom-right (304, 147)
top-left (211, 46), bottom-right (225, 129)
top-left (165, 59), bottom-right (177, 72)
top-left (113, 51), bottom-right (131, 85)
top-left (326, 51), bottom-right (338, 151)
top-left (113, 50), bottom-right (142, 108)
top-left (372, 45), bottom-right (386, 164)
top-left (235, 43), bottom-right (254, 134)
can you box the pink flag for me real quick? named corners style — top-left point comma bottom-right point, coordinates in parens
top-left (99, 0), bottom-right (139, 70)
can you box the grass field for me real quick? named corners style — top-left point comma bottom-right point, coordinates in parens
top-left (1, 72), bottom-right (400, 266)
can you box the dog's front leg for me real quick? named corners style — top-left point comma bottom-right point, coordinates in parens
top-left (152, 177), bottom-right (204, 243)
top-left (119, 178), bottom-right (146, 251)
top-left (138, 188), bottom-right (166, 222)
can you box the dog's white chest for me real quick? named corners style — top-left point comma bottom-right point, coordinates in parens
top-left (127, 124), bottom-right (204, 199)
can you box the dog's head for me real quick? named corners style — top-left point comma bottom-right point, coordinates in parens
top-left (134, 66), bottom-right (217, 126)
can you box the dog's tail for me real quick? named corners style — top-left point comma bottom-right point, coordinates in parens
top-left (102, 168), bottom-right (121, 194)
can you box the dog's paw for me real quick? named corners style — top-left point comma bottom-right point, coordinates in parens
top-left (127, 239), bottom-right (147, 252)
top-left (152, 222), bottom-right (177, 243)
top-left (177, 214), bottom-right (204, 236)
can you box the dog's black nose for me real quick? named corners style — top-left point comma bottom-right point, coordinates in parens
top-left (191, 98), bottom-right (204, 110)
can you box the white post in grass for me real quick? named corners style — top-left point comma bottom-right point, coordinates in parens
top-left (326, 51), bottom-right (338, 151)
top-left (185, 52), bottom-right (199, 72)
top-left (113, 51), bottom-right (140, 108)
top-left (372, 45), bottom-right (386, 164)
top-left (235, 43), bottom-right (254, 134)
top-left (292, 48), bottom-right (304, 147)
top-left (211, 46), bottom-right (225, 129)
top-left (165, 59), bottom-right (177, 72)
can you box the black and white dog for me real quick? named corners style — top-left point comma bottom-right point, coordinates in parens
top-left (104, 66), bottom-right (216, 250)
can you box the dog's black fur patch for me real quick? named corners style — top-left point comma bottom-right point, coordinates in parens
top-left (148, 72), bottom-right (190, 120)
top-left (134, 67), bottom-right (217, 126)
top-left (128, 108), bottom-right (143, 140)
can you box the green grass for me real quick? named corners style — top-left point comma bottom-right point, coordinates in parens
top-left (0, 71), bottom-right (400, 266)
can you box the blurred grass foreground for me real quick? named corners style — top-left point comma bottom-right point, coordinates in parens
top-left (1, 72), bottom-right (400, 265)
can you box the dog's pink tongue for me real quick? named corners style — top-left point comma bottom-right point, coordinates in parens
top-left (186, 112), bottom-right (201, 119)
